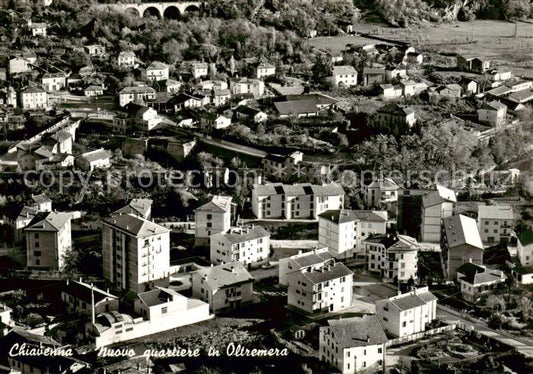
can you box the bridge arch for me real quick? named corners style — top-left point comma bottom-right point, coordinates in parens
top-left (124, 7), bottom-right (141, 17)
top-left (143, 6), bottom-right (162, 19)
top-left (184, 4), bottom-right (201, 14)
top-left (163, 5), bottom-right (180, 19)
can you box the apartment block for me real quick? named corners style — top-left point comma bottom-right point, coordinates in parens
top-left (421, 185), bottom-right (457, 243)
top-left (375, 286), bottom-right (438, 337)
top-left (278, 247), bottom-right (333, 286)
top-left (210, 226), bottom-right (270, 266)
top-left (252, 183), bottom-right (344, 220)
top-left (102, 213), bottom-right (170, 293)
top-left (195, 195), bottom-right (232, 246)
top-left (517, 229), bottom-right (533, 267)
top-left (477, 204), bottom-right (514, 244)
top-left (366, 234), bottom-right (419, 282)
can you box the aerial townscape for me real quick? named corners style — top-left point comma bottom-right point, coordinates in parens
top-left (0, 0), bottom-right (532, 373)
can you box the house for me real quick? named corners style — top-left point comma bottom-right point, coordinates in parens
top-left (366, 234), bottom-right (419, 282)
top-left (112, 198), bottom-right (153, 220)
top-left (76, 148), bottom-right (112, 171)
top-left (8, 57), bottom-right (32, 75)
top-left (318, 209), bottom-right (387, 258)
top-left (210, 226), bottom-right (270, 266)
top-left (61, 279), bottom-right (118, 315)
top-left (337, 20), bottom-right (354, 34)
top-left (118, 85), bottom-right (156, 107)
top-left (362, 67), bottom-right (386, 86)
top-left (84, 44), bottom-right (106, 57)
top-left (147, 61), bottom-right (169, 81)
top-left (404, 51), bottom-right (423, 65)
top-left (166, 139), bottom-right (196, 162)
top-left (42, 73), bottom-right (66, 92)
top-left (191, 262), bottom-right (254, 313)
top-left (457, 56), bottom-right (490, 73)
top-left (517, 229), bottom-right (533, 267)
top-left (200, 113), bottom-right (232, 131)
top-left (234, 105), bottom-right (268, 123)
top-left (375, 287), bottom-right (437, 337)
top-left (273, 93), bottom-right (337, 118)
top-left (24, 212), bottom-right (73, 270)
top-left (197, 80), bottom-right (228, 91)
top-left (487, 69), bottom-right (512, 82)
top-left (262, 151), bottom-right (303, 181)
top-left (374, 103), bottom-right (416, 128)
top-left (165, 78), bottom-right (182, 93)
top-left (508, 88), bottom-right (533, 104)
top-left (29, 22), bottom-right (47, 37)
top-left (441, 214), bottom-right (484, 280)
top-left (212, 87), bottom-right (231, 106)
top-left (380, 84), bottom-right (403, 99)
top-left (365, 177), bottom-right (400, 207)
top-left (190, 61), bottom-right (209, 79)
top-left (511, 265), bottom-right (533, 285)
top-left (421, 185), bottom-right (457, 243)
top-left (401, 80), bottom-right (427, 96)
top-left (102, 213), bottom-right (170, 293)
top-left (117, 51), bottom-right (136, 69)
top-left (460, 78), bottom-right (478, 95)
top-left (256, 62), bottom-right (276, 79)
top-left (84, 85), bottom-right (104, 97)
top-left (230, 78), bottom-right (265, 97)
top-left (278, 247), bottom-right (333, 286)
top-left (20, 87), bottom-right (48, 110)
top-left (477, 205), bottom-right (514, 244)
top-left (122, 103), bottom-right (162, 132)
top-left (195, 195), bottom-right (233, 246)
top-left (252, 183), bottom-right (344, 220)
top-left (332, 65), bottom-right (358, 87)
top-left (319, 316), bottom-right (387, 374)
top-left (430, 84), bottom-right (463, 98)
top-left (456, 262), bottom-right (506, 302)
top-left (478, 100), bottom-right (507, 127)
top-left (386, 67), bottom-right (408, 82)
top-left (287, 255), bottom-right (353, 314)
top-left (171, 92), bottom-right (208, 111)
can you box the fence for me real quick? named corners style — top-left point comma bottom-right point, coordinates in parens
top-left (386, 324), bottom-right (457, 347)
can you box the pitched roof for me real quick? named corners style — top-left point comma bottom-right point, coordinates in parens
top-left (333, 65), bottom-right (357, 76)
top-left (274, 100), bottom-right (318, 116)
top-left (299, 262), bottom-right (353, 285)
top-left (422, 185), bottom-right (457, 207)
top-left (326, 315), bottom-right (388, 348)
top-left (376, 103), bottom-right (414, 116)
top-left (318, 209), bottom-right (358, 224)
top-left (195, 262), bottom-right (254, 290)
top-left (253, 183), bottom-right (344, 197)
top-left (517, 229), bottom-right (533, 246)
top-left (478, 205), bottom-right (513, 220)
top-left (32, 193), bottom-right (51, 205)
top-left (137, 287), bottom-right (181, 307)
top-left (368, 177), bottom-right (399, 190)
top-left (456, 261), bottom-right (485, 276)
top-left (459, 267), bottom-right (505, 285)
top-left (212, 226), bottom-right (270, 245)
top-left (119, 86), bottom-right (156, 95)
top-left (443, 214), bottom-right (483, 250)
top-left (102, 213), bottom-right (170, 237)
top-left (113, 198), bottom-right (152, 217)
top-left (482, 100), bottom-right (507, 111)
top-left (365, 234), bottom-right (418, 252)
top-left (384, 289), bottom-right (437, 311)
top-left (147, 61), bottom-right (167, 70)
top-left (63, 280), bottom-right (117, 304)
top-left (196, 195), bottom-right (232, 213)
top-left (363, 67), bottom-right (386, 75)
top-left (289, 249), bottom-right (334, 269)
top-left (25, 211), bottom-right (72, 232)
top-left (80, 148), bottom-right (112, 163)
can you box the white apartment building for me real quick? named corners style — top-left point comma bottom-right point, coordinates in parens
top-left (25, 211), bottom-right (73, 269)
top-left (191, 262), bottom-right (254, 313)
top-left (102, 213), bottom-right (170, 293)
top-left (456, 262), bottom-right (506, 302)
top-left (146, 61), bottom-right (169, 81)
top-left (252, 183), bottom-right (344, 220)
top-left (319, 315), bottom-right (387, 374)
top-left (118, 86), bottom-right (157, 107)
top-left (421, 185), bottom-right (456, 243)
top-left (478, 100), bottom-right (507, 127)
top-left (287, 257), bottom-right (353, 314)
top-left (42, 73), bottom-right (66, 92)
top-left (20, 87), bottom-right (48, 110)
top-left (332, 65), bottom-right (358, 87)
top-left (365, 177), bottom-right (399, 207)
top-left (195, 195), bottom-right (232, 246)
top-left (517, 229), bottom-right (533, 267)
top-left (210, 226), bottom-right (270, 266)
top-left (318, 209), bottom-right (387, 259)
top-left (256, 62), bottom-right (275, 79)
top-left (117, 51), bottom-right (135, 69)
top-left (477, 205), bottom-right (514, 244)
top-left (366, 234), bottom-right (419, 282)
top-left (375, 287), bottom-right (438, 337)
top-left (278, 247), bottom-right (333, 286)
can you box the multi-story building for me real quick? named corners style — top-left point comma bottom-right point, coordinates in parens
top-left (456, 262), bottom-right (506, 302)
top-left (318, 209), bottom-right (388, 258)
top-left (262, 151), bottom-right (303, 181)
top-left (112, 198), bottom-right (153, 220)
top-left (194, 195), bottom-right (232, 246)
top-left (256, 62), bottom-right (276, 79)
top-left (42, 73), bottom-right (66, 92)
top-left (332, 65), bottom-right (358, 87)
top-left (441, 214), bottom-right (484, 280)
top-left (373, 103), bottom-right (416, 128)
top-left (375, 286), bottom-right (438, 337)
top-left (191, 262), bottom-right (254, 313)
top-left (61, 279), bottom-right (118, 315)
top-left (118, 85), bottom-right (157, 107)
top-left (146, 61), bottom-right (169, 81)
top-left (366, 234), bottom-right (419, 282)
top-left (421, 185), bottom-right (457, 243)
top-left (210, 226), bottom-right (270, 266)
top-left (230, 78), bottom-right (265, 97)
top-left (20, 87), bottom-right (48, 110)
top-left (364, 177), bottom-right (399, 208)
top-left (287, 256), bottom-right (353, 314)
top-left (102, 213), bottom-right (170, 293)
top-left (477, 204), bottom-right (514, 244)
top-left (191, 62), bottom-right (208, 79)
top-left (252, 183), bottom-right (344, 220)
top-left (9, 57), bottom-right (32, 75)
top-left (278, 247), bottom-right (333, 286)
top-left (84, 44), bottom-right (106, 57)
top-left (517, 229), bottom-right (533, 267)
top-left (319, 315), bottom-right (387, 374)
top-left (478, 100), bottom-right (507, 127)
top-left (117, 51), bottom-right (136, 69)
top-left (24, 212), bottom-right (73, 269)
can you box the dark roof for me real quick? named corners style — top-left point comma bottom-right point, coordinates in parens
top-left (300, 262), bottom-right (353, 285)
top-left (456, 262), bottom-right (484, 277)
top-left (62, 281), bottom-right (117, 304)
top-left (318, 209), bottom-right (358, 224)
top-left (517, 229), bottom-right (533, 246)
top-left (102, 213), bottom-right (169, 237)
top-left (326, 315), bottom-right (387, 348)
top-left (235, 105), bottom-right (261, 116)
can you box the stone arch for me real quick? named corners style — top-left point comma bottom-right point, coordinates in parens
top-left (143, 6), bottom-right (161, 19)
top-left (124, 7), bottom-right (141, 17)
top-left (183, 4), bottom-right (201, 14)
top-left (163, 5), bottom-right (180, 19)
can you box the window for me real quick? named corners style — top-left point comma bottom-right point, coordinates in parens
top-left (34, 242), bottom-right (39, 248)
top-left (207, 222), bottom-right (212, 228)
top-left (34, 233), bottom-right (39, 239)
top-left (402, 321), bottom-right (407, 327)
top-left (35, 259), bottom-right (40, 265)
top-left (161, 307), bottom-right (167, 314)
top-left (34, 251), bottom-right (41, 256)
top-left (378, 347), bottom-right (382, 353)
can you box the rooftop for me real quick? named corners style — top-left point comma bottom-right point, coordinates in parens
top-left (113, 198), bottom-right (152, 218)
top-left (422, 185), bottom-right (457, 207)
top-left (196, 195), bottom-right (232, 213)
top-left (299, 262), bottom-right (353, 285)
top-left (326, 315), bottom-right (388, 348)
top-left (25, 211), bottom-right (72, 232)
top-left (212, 226), bottom-right (270, 245)
top-left (195, 262), bottom-right (254, 290)
top-left (137, 287), bottom-right (182, 307)
top-left (63, 280), bottom-right (117, 304)
top-left (253, 183), bottom-right (344, 197)
top-left (382, 288), bottom-right (438, 311)
top-left (367, 177), bottom-right (399, 190)
top-left (333, 65), bottom-right (357, 75)
top-left (478, 205), bottom-right (514, 221)
top-left (103, 213), bottom-right (170, 237)
top-left (443, 214), bottom-right (483, 250)
top-left (289, 248), bottom-right (334, 269)
top-left (80, 148), bottom-right (112, 163)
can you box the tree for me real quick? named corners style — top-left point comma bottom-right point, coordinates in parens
top-left (517, 295), bottom-right (532, 321)
top-left (486, 294), bottom-right (506, 313)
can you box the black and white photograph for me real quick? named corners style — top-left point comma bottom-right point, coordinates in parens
top-left (0, 0), bottom-right (532, 373)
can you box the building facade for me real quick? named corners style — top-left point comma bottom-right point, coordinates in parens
top-left (366, 234), bottom-right (419, 283)
top-left (210, 226), bottom-right (270, 266)
top-left (477, 205), bottom-right (514, 244)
